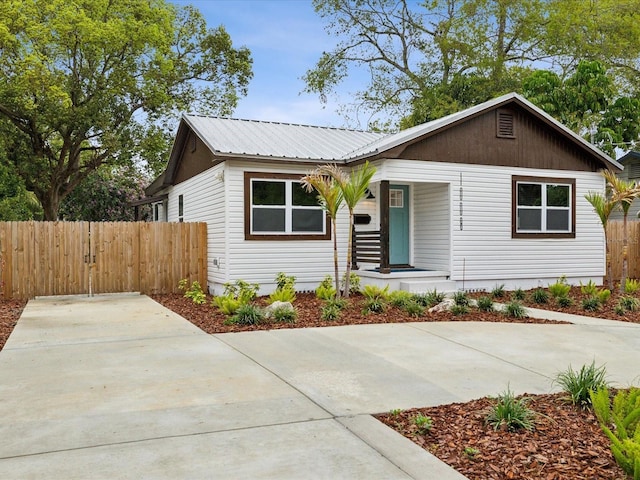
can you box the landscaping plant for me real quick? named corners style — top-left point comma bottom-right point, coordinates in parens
top-left (178, 279), bottom-right (207, 305)
top-left (531, 287), bottom-right (549, 304)
top-left (476, 295), bottom-right (495, 312)
top-left (491, 284), bottom-right (505, 298)
top-left (271, 305), bottom-right (297, 323)
top-left (362, 284), bottom-right (389, 301)
top-left (511, 288), bottom-right (526, 301)
top-left (417, 289), bottom-right (446, 307)
top-left (554, 361), bottom-right (609, 409)
top-left (402, 300), bottom-right (425, 318)
top-left (452, 290), bottom-right (470, 307)
top-left (389, 290), bottom-right (415, 308)
top-left (548, 275), bottom-right (571, 298)
top-left (413, 414), bottom-right (433, 434)
top-left (582, 296), bottom-right (601, 312)
top-left (341, 272), bottom-right (361, 296)
top-left (227, 304), bottom-right (264, 325)
top-left (485, 386), bottom-right (536, 432)
top-left (503, 300), bottom-right (527, 319)
top-left (625, 278), bottom-right (640, 295)
top-left (321, 303), bottom-right (341, 321)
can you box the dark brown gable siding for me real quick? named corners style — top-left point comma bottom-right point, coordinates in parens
top-left (173, 132), bottom-right (217, 185)
top-left (397, 107), bottom-right (602, 172)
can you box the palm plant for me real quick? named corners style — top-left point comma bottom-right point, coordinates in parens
top-left (603, 170), bottom-right (640, 292)
top-left (301, 169), bottom-right (344, 296)
top-left (585, 189), bottom-right (616, 290)
top-left (320, 162), bottom-right (376, 298)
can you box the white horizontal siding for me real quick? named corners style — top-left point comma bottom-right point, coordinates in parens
top-left (414, 183), bottom-right (450, 270)
top-left (382, 159), bottom-right (606, 286)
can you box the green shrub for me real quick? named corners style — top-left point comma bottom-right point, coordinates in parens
top-left (413, 414), bottom-right (433, 434)
top-left (321, 303), bottom-right (341, 321)
top-left (450, 304), bottom-right (469, 316)
top-left (416, 289), bottom-right (446, 307)
top-left (341, 272), bottom-right (361, 295)
top-left (178, 279), bottom-right (207, 305)
top-left (476, 295), bottom-right (495, 312)
top-left (275, 272), bottom-right (296, 291)
top-left (227, 304), bottom-right (264, 325)
top-left (402, 300), bottom-right (425, 318)
top-left (620, 296), bottom-right (640, 312)
top-left (531, 288), bottom-right (549, 304)
top-left (212, 295), bottom-right (241, 315)
top-left (554, 361), bottom-right (609, 409)
top-left (326, 297), bottom-right (347, 310)
top-left (362, 284), bottom-right (389, 301)
top-left (556, 295), bottom-right (573, 308)
top-left (548, 276), bottom-right (571, 298)
top-left (582, 296), bottom-right (600, 311)
top-left (598, 288), bottom-right (611, 304)
top-left (491, 284), bottom-right (506, 298)
top-left (615, 304), bottom-right (626, 315)
top-left (315, 284), bottom-right (337, 301)
top-left (591, 387), bottom-right (640, 478)
top-left (223, 280), bottom-right (259, 305)
top-left (319, 275), bottom-right (334, 290)
top-left (503, 300), bottom-right (527, 319)
top-left (389, 290), bottom-right (415, 308)
top-left (485, 387), bottom-right (536, 432)
top-left (625, 278), bottom-right (640, 295)
top-left (580, 279), bottom-right (599, 296)
top-left (271, 305), bottom-right (297, 323)
top-left (363, 297), bottom-right (386, 314)
top-left (268, 286), bottom-right (296, 304)
top-left (452, 291), bottom-right (470, 307)
top-left (511, 288), bottom-right (526, 301)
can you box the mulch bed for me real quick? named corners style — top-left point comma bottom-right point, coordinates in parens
top-left (375, 392), bottom-right (628, 480)
top-left (0, 299), bottom-right (26, 351)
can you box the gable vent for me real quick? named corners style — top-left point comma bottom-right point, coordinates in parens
top-left (496, 109), bottom-right (515, 138)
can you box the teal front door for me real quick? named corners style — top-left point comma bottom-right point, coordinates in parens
top-left (389, 184), bottom-right (410, 265)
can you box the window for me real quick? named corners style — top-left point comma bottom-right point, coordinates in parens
top-left (512, 176), bottom-right (575, 238)
top-left (178, 194), bottom-right (184, 222)
top-left (244, 172), bottom-right (330, 240)
top-left (390, 189), bottom-right (404, 208)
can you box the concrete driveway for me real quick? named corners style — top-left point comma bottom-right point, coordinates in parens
top-left (1, 294), bottom-right (639, 479)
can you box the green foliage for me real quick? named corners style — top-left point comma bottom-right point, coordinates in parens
top-left (556, 296), bottom-right (573, 308)
top-left (363, 298), bottom-right (386, 314)
top-left (554, 361), bottom-right (609, 409)
top-left (452, 291), bottom-right (470, 307)
top-left (582, 296), bottom-right (601, 312)
top-left (598, 288), bottom-right (612, 304)
top-left (531, 288), bottom-right (549, 304)
top-left (615, 304), bottom-right (627, 316)
top-left (625, 279), bottom-right (640, 295)
top-left (389, 408), bottom-right (402, 416)
top-left (548, 276), bottom-right (571, 298)
top-left (463, 447), bottom-right (480, 459)
top-left (485, 387), bottom-right (536, 432)
top-left (319, 275), bottom-right (335, 290)
top-left (212, 295), bottom-right (241, 316)
top-left (511, 288), bottom-right (526, 301)
top-left (416, 289), bottom-right (446, 307)
top-left (275, 272), bottom-right (296, 291)
top-left (389, 290), bottom-right (415, 308)
top-left (315, 284), bottom-right (337, 301)
top-left (413, 414), bottom-right (433, 434)
top-left (178, 279), bottom-right (206, 305)
top-left (326, 297), bottom-right (348, 310)
top-left (362, 284), bottom-right (389, 301)
top-left (476, 296), bottom-right (495, 312)
top-left (341, 272), bottom-right (361, 295)
top-left (504, 301), bottom-right (527, 319)
top-left (223, 280), bottom-right (259, 305)
top-left (621, 296), bottom-right (640, 312)
top-left (402, 301), bottom-right (425, 318)
top-left (450, 304), bottom-right (469, 316)
top-left (227, 304), bottom-right (264, 326)
top-left (581, 280), bottom-right (599, 296)
top-left (0, 0), bottom-right (252, 219)
top-left (491, 284), bottom-right (505, 298)
top-left (321, 303), bottom-right (341, 321)
top-left (591, 387), bottom-right (640, 478)
top-left (268, 287), bottom-right (296, 304)
top-left (271, 305), bottom-right (297, 323)
top-left (0, 161), bottom-right (42, 220)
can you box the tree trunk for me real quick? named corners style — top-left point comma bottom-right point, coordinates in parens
top-left (332, 217), bottom-right (341, 298)
top-left (343, 211), bottom-right (354, 298)
top-left (605, 227), bottom-right (613, 290)
top-left (39, 190), bottom-right (61, 221)
top-left (621, 213), bottom-right (628, 292)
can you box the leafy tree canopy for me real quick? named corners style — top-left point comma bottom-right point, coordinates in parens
top-left (306, 0), bottom-right (640, 130)
top-left (0, 0), bottom-right (252, 219)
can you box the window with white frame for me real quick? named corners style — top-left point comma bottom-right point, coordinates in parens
top-left (244, 173), bottom-right (329, 240)
top-left (512, 176), bottom-right (575, 238)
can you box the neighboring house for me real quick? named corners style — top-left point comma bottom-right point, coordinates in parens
top-left (610, 150), bottom-right (640, 221)
top-left (144, 92), bottom-right (621, 295)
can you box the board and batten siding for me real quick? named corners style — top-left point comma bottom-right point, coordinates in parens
top-left (381, 159), bottom-right (605, 290)
top-left (222, 161), bottom-right (350, 295)
top-left (166, 163), bottom-right (227, 291)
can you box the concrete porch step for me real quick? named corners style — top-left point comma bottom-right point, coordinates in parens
top-left (399, 279), bottom-right (458, 294)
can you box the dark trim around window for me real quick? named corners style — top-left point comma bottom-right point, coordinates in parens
top-left (512, 175), bottom-right (576, 239)
top-left (244, 172), bottom-right (331, 241)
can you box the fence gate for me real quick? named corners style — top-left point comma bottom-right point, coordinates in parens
top-left (0, 221), bottom-right (207, 299)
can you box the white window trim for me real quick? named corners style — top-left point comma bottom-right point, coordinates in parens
top-left (516, 181), bottom-right (572, 233)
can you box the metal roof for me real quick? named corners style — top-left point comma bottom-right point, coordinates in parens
top-left (183, 115), bottom-right (385, 161)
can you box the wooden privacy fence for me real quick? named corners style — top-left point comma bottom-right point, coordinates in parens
top-left (607, 220), bottom-right (640, 282)
top-left (0, 221), bottom-right (207, 299)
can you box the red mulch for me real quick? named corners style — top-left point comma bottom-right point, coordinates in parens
top-left (0, 299), bottom-right (26, 351)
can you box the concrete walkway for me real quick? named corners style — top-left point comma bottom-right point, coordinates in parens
top-left (1, 294), bottom-right (639, 479)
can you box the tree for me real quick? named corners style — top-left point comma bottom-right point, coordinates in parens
top-left (0, 0), bottom-right (252, 220)
top-left (585, 188), bottom-right (617, 290)
top-left (59, 166), bottom-right (150, 222)
top-left (301, 170), bottom-right (345, 296)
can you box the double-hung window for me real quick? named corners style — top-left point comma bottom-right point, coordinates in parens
top-left (512, 176), bottom-right (575, 238)
top-left (244, 172), bottom-right (329, 240)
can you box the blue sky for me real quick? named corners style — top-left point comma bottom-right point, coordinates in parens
top-left (171, 0), bottom-right (360, 127)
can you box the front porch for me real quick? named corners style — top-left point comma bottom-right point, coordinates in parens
top-left (356, 268), bottom-right (456, 293)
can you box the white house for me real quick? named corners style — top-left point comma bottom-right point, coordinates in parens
top-left (144, 93), bottom-right (622, 295)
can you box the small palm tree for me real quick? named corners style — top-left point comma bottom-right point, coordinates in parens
top-left (320, 162), bottom-right (376, 298)
top-left (585, 190), bottom-right (616, 289)
top-left (603, 169), bottom-right (640, 292)
top-left (301, 168), bottom-right (344, 296)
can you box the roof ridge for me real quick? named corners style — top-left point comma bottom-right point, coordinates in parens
top-left (182, 113), bottom-right (380, 135)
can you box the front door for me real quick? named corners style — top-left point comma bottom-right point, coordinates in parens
top-left (389, 184), bottom-right (410, 265)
